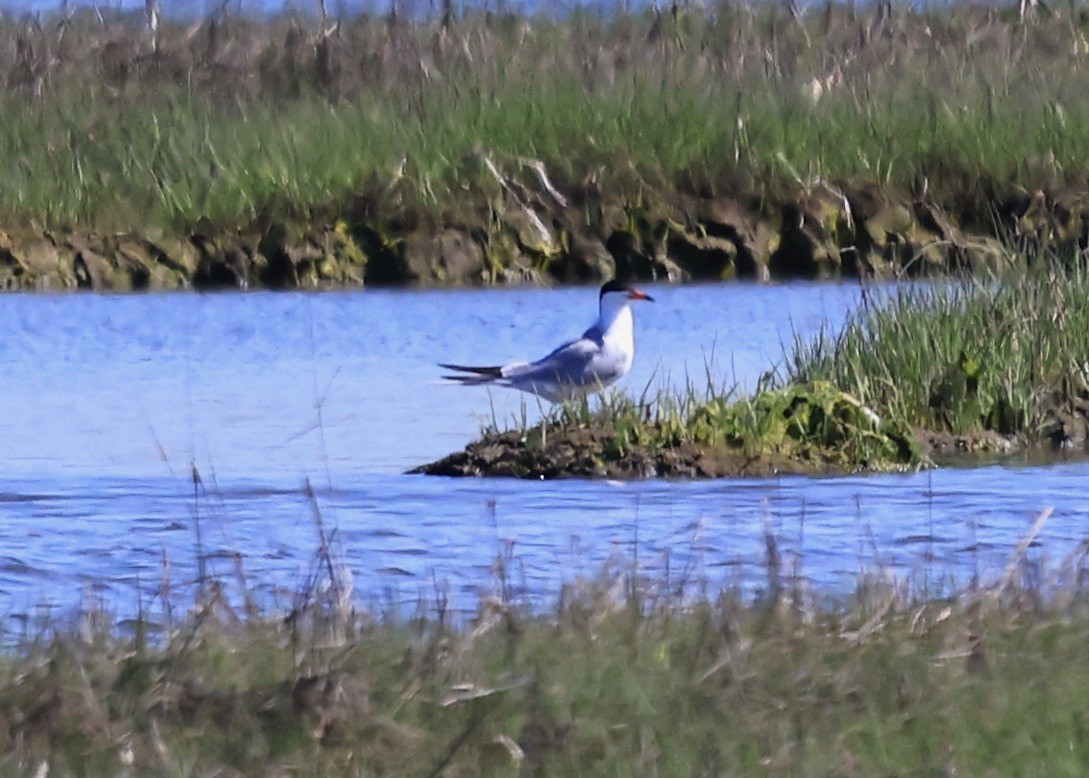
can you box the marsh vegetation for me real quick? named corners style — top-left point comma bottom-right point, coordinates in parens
top-left (8, 4), bottom-right (1089, 772)
top-left (4, 1), bottom-right (1089, 287)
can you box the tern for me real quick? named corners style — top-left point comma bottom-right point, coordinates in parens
top-left (440, 280), bottom-right (654, 402)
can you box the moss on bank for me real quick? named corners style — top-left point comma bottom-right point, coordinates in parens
top-left (0, 181), bottom-right (1051, 291)
top-left (414, 382), bottom-right (923, 478)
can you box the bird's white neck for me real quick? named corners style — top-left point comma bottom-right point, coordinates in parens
top-left (598, 296), bottom-right (635, 350)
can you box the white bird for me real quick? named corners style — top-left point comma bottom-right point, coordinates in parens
top-left (440, 280), bottom-right (654, 402)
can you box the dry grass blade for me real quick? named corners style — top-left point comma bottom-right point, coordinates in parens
top-left (1001, 506), bottom-right (1054, 591)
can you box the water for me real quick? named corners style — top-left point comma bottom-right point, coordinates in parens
top-left (1, 283), bottom-right (1085, 627)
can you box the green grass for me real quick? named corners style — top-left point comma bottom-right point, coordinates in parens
top-left (7, 3), bottom-right (1089, 233)
top-left (781, 258), bottom-right (1089, 440)
top-left (548, 378), bottom-right (919, 468)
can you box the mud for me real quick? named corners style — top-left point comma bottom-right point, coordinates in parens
top-left (412, 381), bottom-right (1089, 480)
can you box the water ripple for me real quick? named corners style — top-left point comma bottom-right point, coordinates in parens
top-left (0, 286), bottom-right (1083, 618)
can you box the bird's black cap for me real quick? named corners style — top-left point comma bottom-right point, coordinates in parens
top-left (600, 278), bottom-right (653, 302)
top-left (599, 279), bottom-right (631, 297)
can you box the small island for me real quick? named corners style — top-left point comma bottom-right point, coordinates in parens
top-left (416, 260), bottom-right (1089, 478)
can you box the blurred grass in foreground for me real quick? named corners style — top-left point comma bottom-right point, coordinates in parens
top-left (2, 497), bottom-right (1087, 775)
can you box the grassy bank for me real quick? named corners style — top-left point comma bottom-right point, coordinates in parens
top-left (782, 257), bottom-right (1089, 450)
top-left (5, 2), bottom-right (1089, 287)
top-left (7, 1), bottom-right (1089, 230)
top-left (4, 522), bottom-right (1089, 775)
top-left (420, 256), bottom-right (1089, 477)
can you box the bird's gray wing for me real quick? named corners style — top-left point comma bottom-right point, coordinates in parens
top-left (503, 337), bottom-right (605, 386)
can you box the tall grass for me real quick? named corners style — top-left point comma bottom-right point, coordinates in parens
top-left (4, 2), bottom-right (1089, 231)
top-left (782, 257), bottom-right (1089, 438)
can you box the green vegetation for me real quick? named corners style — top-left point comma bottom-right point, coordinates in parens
top-left (421, 255), bottom-right (1089, 477)
top-left (5, 2), bottom-right (1089, 230)
top-left (782, 259), bottom-right (1089, 446)
top-left (417, 379), bottom-right (922, 477)
top-left (6, 2), bottom-right (1089, 287)
top-left (4, 521), bottom-right (1089, 775)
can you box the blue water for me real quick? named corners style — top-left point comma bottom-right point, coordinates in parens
top-left (1, 282), bottom-right (1085, 629)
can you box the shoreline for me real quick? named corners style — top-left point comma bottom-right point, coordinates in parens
top-left (0, 184), bottom-right (1077, 292)
top-left (410, 418), bottom-right (1030, 480)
